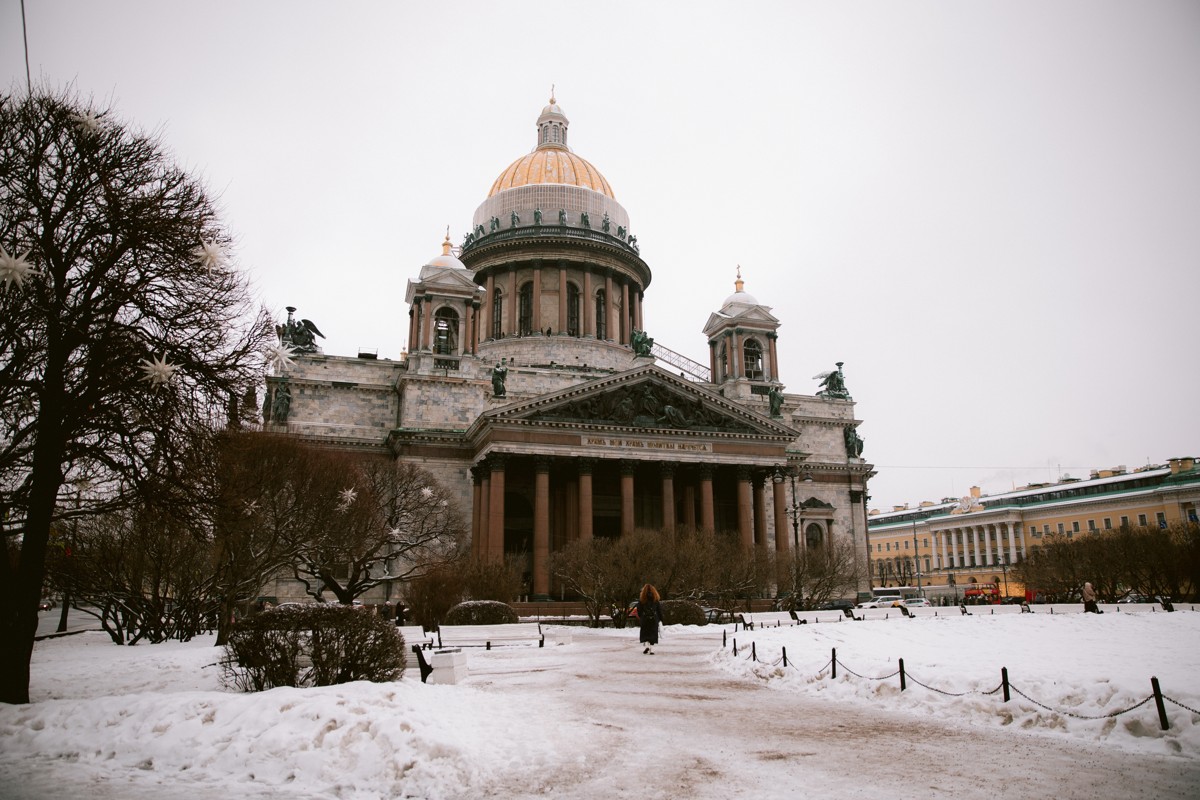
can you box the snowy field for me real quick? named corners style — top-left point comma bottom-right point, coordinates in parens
top-left (0, 608), bottom-right (1197, 799)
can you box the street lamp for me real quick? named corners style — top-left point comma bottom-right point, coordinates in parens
top-left (912, 520), bottom-right (923, 597)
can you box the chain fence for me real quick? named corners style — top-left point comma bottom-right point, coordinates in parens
top-left (720, 635), bottom-right (1191, 731)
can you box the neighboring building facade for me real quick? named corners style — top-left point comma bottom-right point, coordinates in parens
top-left (866, 457), bottom-right (1200, 602)
top-left (262, 96), bottom-right (873, 602)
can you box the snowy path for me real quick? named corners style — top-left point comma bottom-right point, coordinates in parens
top-left (465, 629), bottom-right (1200, 799)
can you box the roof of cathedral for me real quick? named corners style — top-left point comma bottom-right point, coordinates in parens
top-left (487, 95), bottom-right (615, 199)
top-left (721, 269), bottom-right (760, 308)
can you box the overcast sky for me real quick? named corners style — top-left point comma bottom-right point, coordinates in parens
top-left (4, 1), bottom-right (1198, 511)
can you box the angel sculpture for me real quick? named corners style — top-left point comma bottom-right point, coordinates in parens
top-left (814, 361), bottom-right (851, 400)
top-left (279, 306), bottom-right (325, 353)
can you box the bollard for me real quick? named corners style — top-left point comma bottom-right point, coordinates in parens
top-left (1002, 667), bottom-right (1010, 702)
top-left (486, 641), bottom-right (491, 650)
top-left (783, 646), bottom-right (788, 668)
top-left (1050, 607), bottom-right (1054, 615)
top-left (1151, 677), bottom-right (1170, 731)
top-left (751, 642), bottom-right (757, 662)
top-left (723, 629), bottom-right (727, 648)
top-left (733, 639), bottom-right (738, 656)
top-left (899, 658), bottom-right (906, 691)
top-left (832, 647), bottom-right (837, 679)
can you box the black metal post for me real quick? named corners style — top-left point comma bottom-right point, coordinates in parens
top-left (1002, 667), bottom-right (1010, 702)
top-left (831, 647), bottom-right (837, 679)
top-left (1152, 677), bottom-right (1169, 730)
top-left (782, 646), bottom-right (788, 668)
top-left (751, 642), bottom-right (757, 662)
top-left (899, 658), bottom-right (906, 691)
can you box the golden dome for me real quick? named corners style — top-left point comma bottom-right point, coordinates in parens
top-left (486, 94), bottom-right (615, 199)
top-left (488, 149), bottom-right (614, 199)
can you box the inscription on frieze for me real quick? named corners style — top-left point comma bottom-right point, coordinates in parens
top-left (583, 437), bottom-right (713, 452)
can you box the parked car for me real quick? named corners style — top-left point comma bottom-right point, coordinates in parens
top-left (701, 607), bottom-right (743, 625)
top-left (901, 597), bottom-right (931, 608)
top-left (817, 599), bottom-right (856, 612)
top-left (856, 596), bottom-right (902, 609)
top-left (37, 598), bottom-right (55, 611)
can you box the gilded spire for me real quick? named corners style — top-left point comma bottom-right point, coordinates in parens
top-left (735, 265), bottom-right (744, 293)
top-left (442, 227), bottom-right (452, 255)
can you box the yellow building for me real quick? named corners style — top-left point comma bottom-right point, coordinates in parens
top-left (866, 457), bottom-right (1200, 602)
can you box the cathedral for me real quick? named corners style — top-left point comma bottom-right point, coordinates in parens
top-left (263, 96), bottom-right (873, 602)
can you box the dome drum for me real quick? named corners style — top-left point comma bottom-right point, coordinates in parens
top-left (471, 184), bottom-right (630, 238)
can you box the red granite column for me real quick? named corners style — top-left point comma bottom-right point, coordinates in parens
top-left (578, 458), bottom-right (594, 542)
top-left (558, 263), bottom-right (567, 335)
top-left (620, 459), bottom-right (635, 536)
top-left (660, 462), bottom-right (676, 531)
top-left (699, 466), bottom-right (715, 531)
top-left (772, 474), bottom-right (790, 554)
top-left (532, 261), bottom-right (543, 334)
top-left (479, 470), bottom-right (491, 560)
top-left (421, 295), bottom-right (433, 351)
top-left (533, 457), bottom-right (550, 598)
top-left (753, 472), bottom-right (767, 547)
top-left (737, 466), bottom-right (754, 548)
top-left (487, 455), bottom-right (506, 563)
top-left (470, 466), bottom-right (483, 560)
top-left (583, 269), bottom-right (593, 337)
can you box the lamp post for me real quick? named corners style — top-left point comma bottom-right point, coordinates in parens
top-left (912, 520), bottom-right (923, 597)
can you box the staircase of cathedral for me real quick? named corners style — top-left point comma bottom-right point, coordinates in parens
top-left (650, 342), bottom-right (710, 384)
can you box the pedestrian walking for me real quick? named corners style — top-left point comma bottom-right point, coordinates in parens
top-left (636, 584), bottom-right (662, 655)
top-left (1082, 581), bottom-right (1102, 613)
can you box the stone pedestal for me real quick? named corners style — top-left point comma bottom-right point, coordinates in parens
top-left (429, 649), bottom-right (468, 684)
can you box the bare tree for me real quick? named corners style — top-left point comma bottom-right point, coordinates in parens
top-left (289, 458), bottom-right (466, 605)
top-left (772, 537), bottom-right (861, 610)
top-left (0, 89), bottom-right (272, 701)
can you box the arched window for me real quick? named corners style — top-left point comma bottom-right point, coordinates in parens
top-left (595, 289), bottom-right (607, 340)
top-left (518, 282), bottom-right (533, 336)
top-left (743, 339), bottom-right (764, 380)
top-left (491, 289), bottom-right (503, 339)
top-left (567, 283), bottom-right (581, 337)
top-left (805, 523), bottom-right (824, 550)
top-left (433, 307), bottom-right (459, 355)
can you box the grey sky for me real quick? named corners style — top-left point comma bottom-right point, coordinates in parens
top-left (4, 1), bottom-right (1198, 511)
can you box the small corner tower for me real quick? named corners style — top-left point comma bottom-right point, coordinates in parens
top-left (702, 267), bottom-right (782, 400)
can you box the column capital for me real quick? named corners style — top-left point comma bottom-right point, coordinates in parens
top-left (577, 457), bottom-right (597, 475)
top-left (533, 455), bottom-right (552, 473)
top-left (620, 459), bottom-right (638, 476)
top-left (658, 461), bottom-right (677, 477)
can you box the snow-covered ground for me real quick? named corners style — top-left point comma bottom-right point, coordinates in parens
top-left (1, 608), bottom-right (1197, 799)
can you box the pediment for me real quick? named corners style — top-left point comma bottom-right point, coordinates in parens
top-left (702, 306), bottom-right (780, 336)
top-left (405, 268), bottom-right (481, 303)
top-left (484, 364), bottom-right (794, 437)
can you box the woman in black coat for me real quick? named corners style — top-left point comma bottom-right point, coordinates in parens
top-left (637, 583), bottom-right (662, 655)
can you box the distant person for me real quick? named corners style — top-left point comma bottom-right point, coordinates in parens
top-left (636, 584), bottom-right (663, 655)
top-left (1082, 581), bottom-right (1101, 614)
top-left (395, 603), bottom-right (407, 626)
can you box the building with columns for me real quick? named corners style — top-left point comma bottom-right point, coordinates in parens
top-left (866, 457), bottom-right (1200, 602)
top-left (263, 96), bottom-right (873, 602)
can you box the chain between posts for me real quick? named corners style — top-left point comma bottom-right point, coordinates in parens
top-left (719, 635), bottom-right (1185, 728)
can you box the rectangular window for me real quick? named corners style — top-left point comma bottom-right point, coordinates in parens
top-left (1030, 526), bottom-right (1037, 536)
top-left (1138, 514), bottom-right (1148, 526)
top-left (1057, 523), bottom-right (1065, 534)
top-left (885, 542), bottom-right (890, 552)
top-left (1072, 521), bottom-right (1080, 533)
top-left (1156, 512), bottom-right (1167, 528)
top-left (876, 543), bottom-right (882, 552)
top-left (1088, 520), bottom-right (1097, 531)
top-left (924, 557), bottom-right (931, 573)
top-left (1121, 515), bottom-right (1130, 527)
top-left (923, 537), bottom-right (929, 548)
top-left (1043, 524), bottom-right (1051, 534)
top-left (904, 540), bottom-right (910, 550)
top-left (1103, 518), bottom-right (1112, 529)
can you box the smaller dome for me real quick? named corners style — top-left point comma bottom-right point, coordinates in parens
top-left (722, 269), bottom-right (758, 307)
top-left (426, 232), bottom-right (466, 271)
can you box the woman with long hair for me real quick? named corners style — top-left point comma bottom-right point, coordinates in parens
top-left (637, 584), bottom-right (662, 655)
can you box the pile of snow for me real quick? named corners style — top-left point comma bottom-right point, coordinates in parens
top-left (710, 610), bottom-right (1200, 756)
top-left (0, 632), bottom-right (574, 799)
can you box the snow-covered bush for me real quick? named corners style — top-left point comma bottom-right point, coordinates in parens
top-left (220, 604), bottom-right (406, 691)
top-left (443, 600), bottom-right (519, 626)
top-left (660, 599), bottom-right (706, 626)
